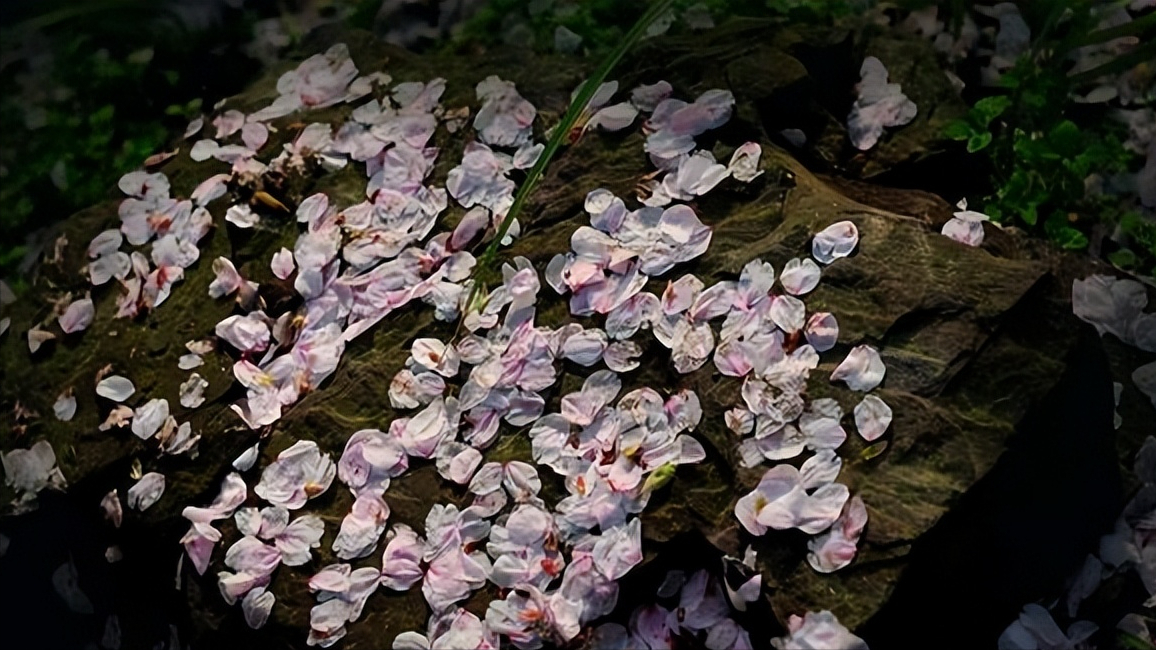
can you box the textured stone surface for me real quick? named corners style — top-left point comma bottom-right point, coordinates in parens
top-left (1, 21), bottom-right (1153, 650)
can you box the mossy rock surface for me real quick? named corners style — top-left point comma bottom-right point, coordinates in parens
top-left (1, 20), bottom-right (1152, 650)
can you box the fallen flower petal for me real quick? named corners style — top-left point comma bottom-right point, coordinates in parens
top-left (853, 394), bottom-right (892, 441)
top-left (54, 389), bottom-right (77, 421)
top-left (96, 375), bottom-right (135, 402)
top-left (127, 472), bottom-right (165, 511)
top-left (812, 221), bottom-right (859, 265)
top-left (831, 345), bottom-right (885, 392)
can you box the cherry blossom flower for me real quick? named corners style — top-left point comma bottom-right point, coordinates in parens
top-left (208, 257), bottom-right (257, 301)
top-left (853, 395), bottom-right (892, 441)
top-left (2, 440), bottom-right (66, 510)
top-left (645, 89), bottom-right (735, 171)
top-left (243, 587), bottom-right (275, 629)
top-left (771, 610), bottom-right (869, 650)
top-left (847, 56), bottom-right (917, 150)
top-left (780, 258), bottom-right (822, 295)
top-left (812, 221), bottom-right (859, 264)
top-left (727, 142), bottom-right (763, 182)
top-left (58, 296), bottom-right (94, 333)
top-left (630, 80), bottom-right (673, 112)
top-left (389, 368), bottom-right (446, 409)
top-left (804, 312), bottom-right (839, 352)
top-left (942, 200), bottom-right (990, 246)
top-left (249, 44), bottom-right (359, 122)
top-left (127, 472), bottom-right (165, 511)
top-left (572, 80), bottom-right (639, 135)
top-left (191, 173), bottom-right (230, 207)
top-left (215, 313), bottom-right (271, 353)
top-left (379, 505), bottom-right (492, 613)
top-left (255, 440), bottom-right (336, 509)
top-left (96, 375), bottom-right (135, 402)
top-left (225, 204), bottom-right (259, 229)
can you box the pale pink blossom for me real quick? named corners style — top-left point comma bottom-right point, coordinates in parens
top-left (2, 440), bottom-right (66, 510)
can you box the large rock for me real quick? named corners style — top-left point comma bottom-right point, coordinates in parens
top-left (1, 20), bottom-right (1152, 650)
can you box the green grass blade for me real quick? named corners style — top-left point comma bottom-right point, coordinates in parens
top-left (465, 0), bottom-right (676, 313)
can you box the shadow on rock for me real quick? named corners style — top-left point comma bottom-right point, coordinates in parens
top-left (860, 326), bottom-right (1122, 648)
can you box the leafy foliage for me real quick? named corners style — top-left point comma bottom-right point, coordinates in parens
top-left (943, 1), bottom-right (1153, 272)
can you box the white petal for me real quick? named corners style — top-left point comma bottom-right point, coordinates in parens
top-left (831, 345), bottom-right (885, 392)
top-left (96, 376), bottom-right (135, 402)
top-left (811, 221), bottom-right (859, 264)
top-left (127, 472), bottom-right (166, 511)
top-left (853, 394), bottom-right (892, 441)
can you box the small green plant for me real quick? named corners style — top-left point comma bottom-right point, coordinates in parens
top-left (943, 0), bottom-right (1154, 271)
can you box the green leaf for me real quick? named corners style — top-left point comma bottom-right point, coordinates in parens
top-left (1107, 249), bottom-right (1137, 269)
top-left (966, 132), bottom-right (993, 153)
top-left (971, 95), bottom-right (1011, 127)
top-left (1045, 213), bottom-right (1088, 250)
top-left (943, 119), bottom-right (973, 141)
top-left (466, 0), bottom-right (677, 317)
